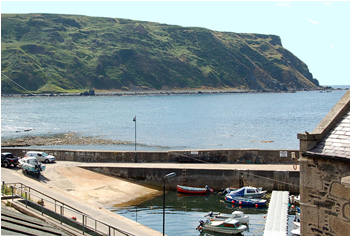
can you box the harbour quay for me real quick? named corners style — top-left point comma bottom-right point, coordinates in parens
top-left (2, 148), bottom-right (300, 194)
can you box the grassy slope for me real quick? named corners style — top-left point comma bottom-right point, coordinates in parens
top-left (1, 14), bottom-right (319, 94)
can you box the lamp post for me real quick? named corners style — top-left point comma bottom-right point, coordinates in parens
top-left (133, 116), bottom-right (137, 163)
top-left (163, 172), bottom-right (176, 236)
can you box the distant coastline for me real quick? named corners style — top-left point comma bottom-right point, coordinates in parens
top-left (1, 86), bottom-right (348, 97)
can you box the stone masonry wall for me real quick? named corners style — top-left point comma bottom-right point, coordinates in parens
top-left (82, 166), bottom-right (300, 194)
top-left (1, 148), bottom-right (299, 164)
top-left (300, 156), bottom-right (350, 236)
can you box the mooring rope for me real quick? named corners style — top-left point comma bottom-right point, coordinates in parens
top-left (174, 153), bottom-right (300, 188)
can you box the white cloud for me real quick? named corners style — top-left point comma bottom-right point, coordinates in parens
top-left (324, 2), bottom-right (333, 6)
top-left (308, 18), bottom-right (320, 24)
top-left (330, 45), bottom-right (334, 48)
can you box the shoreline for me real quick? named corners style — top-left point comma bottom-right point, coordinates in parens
top-left (1, 132), bottom-right (125, 148)
top-left (1, 86), bottom-right (345, 97)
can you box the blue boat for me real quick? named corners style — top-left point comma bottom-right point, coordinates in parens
top-left (224, 195), bottom-right (267, 207)
top-left (225, 186), bottom-right (267, 198)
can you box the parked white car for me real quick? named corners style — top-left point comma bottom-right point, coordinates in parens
top-left (24, 151), bottom-right (56, 163)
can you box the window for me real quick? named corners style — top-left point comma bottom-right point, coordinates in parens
top-left (234, 222), bottom-right (242, 227)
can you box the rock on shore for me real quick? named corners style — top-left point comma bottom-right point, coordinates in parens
top-left (1, 133), bottom-right (130, 147)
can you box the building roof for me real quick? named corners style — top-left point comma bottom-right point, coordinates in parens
top-left (306, 108), bottom-right (350, 161)
top-left (302, 89), bottom-right (350, 162)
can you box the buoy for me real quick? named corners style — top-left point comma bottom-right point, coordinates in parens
top-left (255, 204), bottom-right (258, 207)
top-left (232, 200), bottom-right (235, 203)
top-left (239, 201), bottom-right (242, 204)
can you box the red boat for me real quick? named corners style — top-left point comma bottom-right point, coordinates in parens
top-left (177, 185), bottom-right (213, 194)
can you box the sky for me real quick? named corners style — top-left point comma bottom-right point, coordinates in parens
top-left (1, 1), bottom-right (349, 86)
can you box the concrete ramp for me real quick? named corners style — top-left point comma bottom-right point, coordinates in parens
top-left (264, 190), bottom-right (289, 236)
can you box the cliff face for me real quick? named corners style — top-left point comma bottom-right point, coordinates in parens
top-left (1, 14), bottom-right (319, 93)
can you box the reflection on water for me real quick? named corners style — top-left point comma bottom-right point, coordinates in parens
top-left (110, 191), bottom-right (268, 236)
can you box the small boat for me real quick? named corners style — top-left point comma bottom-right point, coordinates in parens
top-left (293, 221), bottom-right (300, 229)
top-left (205, 211), bottom-right (249, 224)
top-left (225, 195), bottom-right (267, 207)
top-left (196, 218), bottom-right (247, 234)
top-left (19, 156), bottom-right (46, 177)
top-left (291, 227), bottom-right (300, 236)
top-left (289, 195), bottom-right (300, 204)
top-left (177, 185), bottom-right (213, 194)
top-left (225, 186), bottom-right (267, 198)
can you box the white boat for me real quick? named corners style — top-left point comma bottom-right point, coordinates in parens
top-left (293, 221), bottom-right (300, 229)
top-left (289, 195), bottom-right (300, 204)
top-left (196, 218), bottom-right (247, 234)
top-left (291, 227), bottom-right (300, 236)
top-left (19, 156), bottom-right (45, 177)
top-left (205, 211), bottom-right (249, 224)
top-left (225, 186), bottom-right (267, 198)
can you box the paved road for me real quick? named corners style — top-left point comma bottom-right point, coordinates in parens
top-left (77, 162), bottom-right (300, 171)
top-left (1, 161), bottom-right (299, 236)
top-left (1, 162), bottom-right (163, 236)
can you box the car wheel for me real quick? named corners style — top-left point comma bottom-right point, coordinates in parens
top-left (4, 161), bottom-right (9, 168)
top-left (44, 159), bottom-right (49, 163)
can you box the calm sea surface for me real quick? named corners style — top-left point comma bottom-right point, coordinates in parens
top-left (110, 191), bottom-right (296, 236)
top-left (1, 89), bottom-right (348, 151)
top-left (2, 88), bottom-right (347, 235)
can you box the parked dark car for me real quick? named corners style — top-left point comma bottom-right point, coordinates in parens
top-left (1, 152), bottom-right (19, 168)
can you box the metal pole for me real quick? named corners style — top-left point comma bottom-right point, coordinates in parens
top-left (133, 116), bottom-right (137, 163)
top-left (162, 172), bottom-right (176, 236)
top-left (82, 215), bottom-right (85, 235)
top-left (41, 198), bottom-right (44, 215)
top-left (60, 205), bottom-right (63, 224)
top-left (163, 178), bottom-right (165, 236)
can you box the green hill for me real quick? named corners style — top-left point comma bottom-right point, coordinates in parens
top-left (1, 13), bottom-right (320, 94)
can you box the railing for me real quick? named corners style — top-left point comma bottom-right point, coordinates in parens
top-left (2, 182), bottom-right (136, 236)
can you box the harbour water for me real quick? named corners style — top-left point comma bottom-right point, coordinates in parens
top-left (2, 88), bottom-right (344, 235)
top-left (1, 88), bottom-right (348, 151)
top-left (111, 191), bottom-right (296, 236)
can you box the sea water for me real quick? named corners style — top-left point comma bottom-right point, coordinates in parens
top-left (111, 191), bottom-right (298, 236)
top-left (1, 89), bottom-right (348, 151)
top-left (2, 89), bottom-right (346, 235)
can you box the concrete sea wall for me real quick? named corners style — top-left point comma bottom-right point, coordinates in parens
top-left (2, 148), bottom-right (300, 164)
top-left (2, 148), bottom-right (300, 194)
top-left (82, 165), bottom-right (300, 194)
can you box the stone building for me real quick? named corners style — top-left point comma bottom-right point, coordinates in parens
top-left (298, 89), bottom-right (350, 236)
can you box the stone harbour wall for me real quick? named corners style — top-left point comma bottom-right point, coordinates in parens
top-left (300, 157), bottom-right (350, 236)
top-left (82, 165), bottom-right (300, 194)
top-left (2, 148), bottom-right (300, 164)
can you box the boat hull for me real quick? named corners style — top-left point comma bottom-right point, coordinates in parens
top-left (225, 196), bottom-right (267, 206)
top-left (202, 225), bottom-right (245, 234)
top-left (197, 219), bottom-right (247, 235)
top-left (225, 186), bottom-right (266, 198)
top-left (208, 214), bottom-right (249, 224)
top-left (177, 185), bottom-right (207, 194)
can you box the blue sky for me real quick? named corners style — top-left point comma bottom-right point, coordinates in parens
top-left (2, 1), bottom-right (349, 86)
